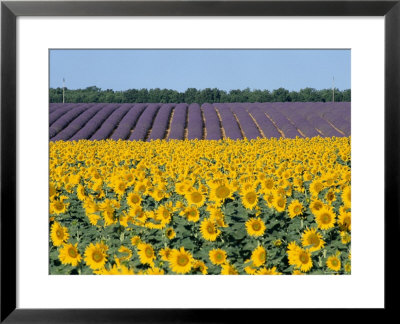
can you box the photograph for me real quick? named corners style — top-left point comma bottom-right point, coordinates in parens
top-left (48, 49), bottom-right (351, 276)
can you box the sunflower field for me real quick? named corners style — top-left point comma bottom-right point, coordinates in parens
top-left (49, 137), bottom-right (351, 275)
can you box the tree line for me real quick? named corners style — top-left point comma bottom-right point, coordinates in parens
top-left (50, 86), bottom-right (351, 104)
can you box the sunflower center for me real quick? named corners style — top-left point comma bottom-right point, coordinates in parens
top-left (145, 247), bottom-right (153, 258)
top-left (331, 259), bottom-right (339, 266)
top-left (344, 216), bottom-right (351, 227)
top-left (314, 202), bottom-right (322, 210)
top-left (56, 229), bottom-right (63, 239)
top-left (92, 251), bottom-right (103, 262)
top-left (314, 182), bottom-right (323, 192)
top-left (191, 192), bottom-right (203, 203)
top-left (259, 251), bottom-right (266, 262)
top-left (118, 183), bottom-right (125, 191)
top-left (216, 185), bottom-right (230, 199)
top-left (177, 254), bottom-right (189, 266)
top-left (130, 195), bottom-right (139, 204)
top-left (216, 253), bottom-right (224, 261)
top-left (68, 247), bottom-right (77, 258)
top-left (309, 234), bottom-right (320, 247)
top-left (299, 252), bottom-right (309, 264)
top-left (294, 205), bottom-right (301, 213)
top-left (245, 192), bottom-right (257, 204)
top-left (207, 224), bottom-right (215, 234)
top-left (252, 222), bottom-right (261, 231)
top-left (321, 213), bottom-right (331, 224)
top-left (277, 199), bottom-right (284, 207)
top-left (265, 180), bottom-right (273, 189)
top-left (55, 202), bottom-right (64, 211)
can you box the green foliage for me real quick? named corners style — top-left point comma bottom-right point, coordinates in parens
top-left (50, 86), bottom-right (351, 104)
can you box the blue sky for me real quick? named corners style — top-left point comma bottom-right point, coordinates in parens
top-left (49, 49), bottom-right (350, 91)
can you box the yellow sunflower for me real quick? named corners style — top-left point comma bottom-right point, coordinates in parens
top-left (165, 227), bottom-right (176, 240)
top-left (159, 247), bottom-right (172, 262)
top-left (50, 199), bottom-right (69, 215)
top-left (245, 218), bottom-right (266, 237)
top-left (146, 267), bottom-right (165, 275)
top-left (272, 194), bottom-right (286, 213)
top-left (221, 263), bottom-right (238, 275)
top-left (287, 199), bottom-right (303, 218)
top-left (256, 267), bottom-right (281, 275)
top-left (342, 186), bottom-right (351, 207)
top-left (126, 192), bottom-right (142, 207)
top-left (199, 218), bottom-right (221, 241)
top-left (130, 235), bottom-right (141, 246)
top-left (180, 206), bottom-right (200, 222)
top-left (309, 199), bottom-right (325, 216)
top-left (340, 231), bottom-right (351, 244)
top-left (315, 205), bottom-right (336, 230)
top-left (118, 245), bottom-right (133, 261)
top-left (168, 247), bottom-right (193, 274)
top-left (84, 242), bottom-right (108, 270)
top-left (338, 210), bottom-right (351, 231)
top-left (241, 189), bottom-right (258, 210)
top-left (59, 243), bottom-right (81, 266)
top-left (251, 246), bottom-right (267, 267)
top-left (192, 260), bottom-right (208, 275)
top-left (209, 249), bottom-right (227, 265)
top-left (137, 242), bottom-right (156, 266)
top-left (185, 189), bottom-right (206, 208)
top-left (209, 180), bottom-right (233, 204)
top-left (50, 221), bottom-right (69, 246)
top-left (287, 242), bottom-right (313, 272)
top-left (301, 227), bottom-right (325, 252)
top-left (326, 255), bottom-right (341, 271)
top-left (309, 180), bottom-right (324, 197)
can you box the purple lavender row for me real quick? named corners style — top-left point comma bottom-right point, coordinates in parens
top-left (316, 103), bottom-right (351, 135)
top-left (201, 104), bottom-right (222, 140)
top-left (292, 103), bottom-right (349, 136)
top-left (49, 103), bottom-right (66, 113)
top-left (129, 104), bottom-right (161, 141)
top-left (69, 104), bottom-right (120, 141)
top-left (187, 103), bottom-right (203, 140)
top-left (168, 104), bottom-right (187, 140)
top-left (90, 104), bottom-right (133, 140)
top-left (258, 104), bottom-right (302, 138)
top-left (214, 103), bottom-right (242, 140)
top-left (49, 103), bottom-right (83, 126)
top-left (305, 113), bottom-right (344, 137)
top-left (292, 102), bottom-right (350, 135)
top-left (230, 104), bottom-right (261, 139)
top-left (276, 102), bottom-right (321, 138)
top-left (51, 104), bottom-right (106, 141)
top-left (49, 103), bottom-right (95, 138)
top-left (247, 105), bottom-right (281, 138)
top-left (110, 104), bottom-right (147, 140)
top-left (148, 104), bottom-right (174, 141)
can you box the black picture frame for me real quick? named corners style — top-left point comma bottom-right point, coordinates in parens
top-left (1, 0), bottom-right (399, 322)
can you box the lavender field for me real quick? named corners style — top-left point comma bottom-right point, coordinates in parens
top-left (49, 102), bottom-right (350, 141)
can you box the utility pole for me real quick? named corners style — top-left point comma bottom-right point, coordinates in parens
top-left (332, 76), bottom-right (335, 102)
top-left (62, 78), bottom-right (65, 104)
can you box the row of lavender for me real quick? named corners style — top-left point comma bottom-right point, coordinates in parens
top-left (49, 102), bottom-right (351, 141)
